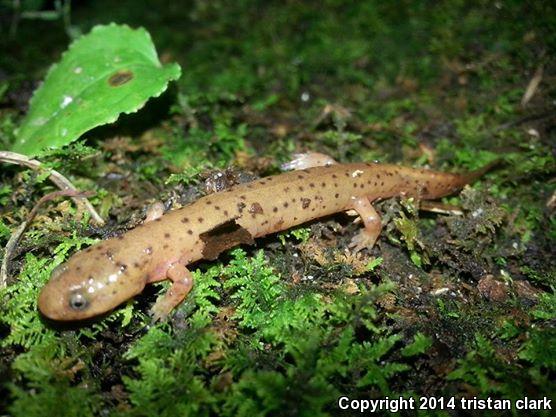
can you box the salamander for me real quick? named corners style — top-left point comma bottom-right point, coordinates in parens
top-left (38, 152), bottom-right (495, 321)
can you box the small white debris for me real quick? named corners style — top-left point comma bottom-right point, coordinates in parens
top-left (430, 287), bottom-right (450, 296)
top-left (471, 208), bottom-right (484, 218)
top-left (351, 170), bottom-right (363, 178)
top-left (527, 128), bottom-right (539, 138)
top-left (61, 95), bottom-right (73, 108)
top-left (74, 67), bottom-right (83, 74)
top-left (61, 128), bottom-right (68, 137)
top-left (300, 91), bottom-right (310, 102)
top-left (87, 286), bottom-right (95, 294)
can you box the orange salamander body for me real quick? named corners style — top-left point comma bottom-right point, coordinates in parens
top-left (38, 153), bottom-right (494, 321)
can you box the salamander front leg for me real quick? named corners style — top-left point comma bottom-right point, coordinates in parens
top-left (150, 263), bottom-right (194, 321)
top-left (348, 197), bottom-right (382, 253)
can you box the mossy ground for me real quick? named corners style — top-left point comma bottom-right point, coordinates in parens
top-left (1, 1), bottom-right (555, 416)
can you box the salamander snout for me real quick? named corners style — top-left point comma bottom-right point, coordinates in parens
top-left (38, 263), bottom-right (96, 321)
top-left (38, 250), bottom-right (146, 321)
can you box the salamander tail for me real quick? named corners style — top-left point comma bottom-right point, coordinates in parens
top-left (461, 158), bottom-right (502, 184)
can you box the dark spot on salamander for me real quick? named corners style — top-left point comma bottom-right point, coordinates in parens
top-left (133, 262), bottom-right (140, 268)
top-left (163, 244), bottom-right (169, 249)
top-left (249, 202), bottom-right (264, 215)
top-left (298, 186), bottom-right (304, 191)
top-left (164, 232), bottom-right (171, 238)
top-left (321, 182), bottom-right (326, 187)
top-left (155, 218), bottom-right (162, 222)
top-left (284, 187), bottom-right (290, 192)
top-left (237, 202), bottom-right (246, 213)
top-left (298, 175), bottom-right (304, 179)
top-left (332, 174), bottom-right (337, 178)
top-left (108, 70), bottom-right (134, 86)
top-left (309, 183), bottom-right (315, 188)
top-left (283, 202), bottom-right (289, 208)
top-left (187, 229), bottom-right (193, 235)
top-left (198, 217), bottom-right (204, 223)
top-left (206, 200), bottom-right (212, 205)
top-left (117, 235), bottom-right (124, 240)
top-left (223, 210), bottom-right (229, 216)
top-left (301, 198), bottom-right (311, 209)
top-left (335, 193), bottom-right (340, 198)
top-left (200, 219), bottom-right (254, 260)
top-left (181, 217), bottom-right (189, 223)
top-left (215, 205), bottom-right (221, 210)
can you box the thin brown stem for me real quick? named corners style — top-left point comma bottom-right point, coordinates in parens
top-left (1, 189), bottom-right (92, 288)
top-left (0, 151), bottom-right (104, 225)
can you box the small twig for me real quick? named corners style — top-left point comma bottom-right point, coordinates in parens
top-left (419, 201), bottom-right (463, 216)
top-left (521, 64), bottom-right (544, 107)
top-left (0, 151), bottom-right (104, 225)
top-left (1, 189), bottom-right (92, 288)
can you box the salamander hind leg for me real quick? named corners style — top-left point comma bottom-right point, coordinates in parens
top-left (150, 263), bottom-right (194, 321)
top-left (281, 152), bottom-right (338, 170)
top-left (348, 197), bottom-right (382, 253)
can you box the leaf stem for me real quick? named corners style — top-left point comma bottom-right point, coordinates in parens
top-left (0, 150), bottom-right (104, 224)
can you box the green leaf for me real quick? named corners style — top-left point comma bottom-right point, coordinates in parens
top-left (12, 23), bottom-right (181, 156)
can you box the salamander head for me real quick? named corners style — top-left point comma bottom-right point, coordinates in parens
top-left (38, 245), bottom-right (146, 321)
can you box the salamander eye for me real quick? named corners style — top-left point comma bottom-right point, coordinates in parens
top-left (69, 292), bottom-right (89, 311)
